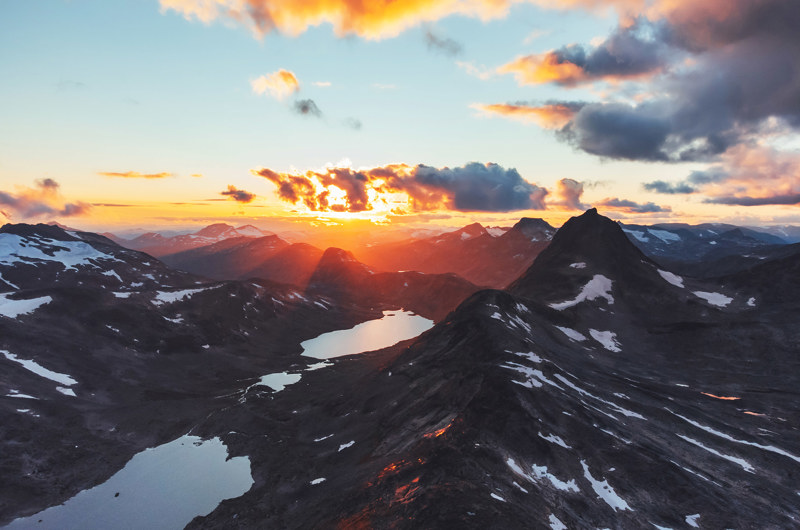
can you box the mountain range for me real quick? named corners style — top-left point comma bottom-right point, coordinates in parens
top-left (2, 211), bottom-right (799, 528)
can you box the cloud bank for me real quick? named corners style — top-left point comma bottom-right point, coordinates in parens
top-left (0, 179), bottom-right (91, 220)
top-left (252, 162), bottom-right (547, 213)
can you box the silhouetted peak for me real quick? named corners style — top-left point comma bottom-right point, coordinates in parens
top-left (319, 247), bottom-right (360, 265)
top-left (508, 217), bottom-right (555, 240)
top-left (508, 208), bottom-right (652, 299)
top-left (455, 222), bottom-right (487, 238)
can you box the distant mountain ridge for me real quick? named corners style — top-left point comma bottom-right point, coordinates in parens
top-left (107, 223), bottom-right (274, 257)
top-left (355, 217), bottom-right (555, 288)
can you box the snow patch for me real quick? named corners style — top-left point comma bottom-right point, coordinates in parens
top-left (102, 270), bottom-right (122, 282)
top-left (0, 294), bottom-right (52, 318)
top-left (338, 441), bottom-right (355, 452)
top-left (555, 326), bottom-right (587, 342)
top-left (2, 350), bottom-right (77, 386)
top-left (0, 271), bottom-right (20, 290)
top-left (314, 434), bottom-right (334, 442)
top-left (649, 229), bottom-right (681, 243)
top-left (589, 329), bottom-right (621, 352)
top-left (550, 275), bottom-right (614, 310)
top-left (6, 390), bottom-right (38, 399)
top-left (512, 481), bottom-right (528, 493)
top-left (670, 410), bottom-right (800, 463)
top-left (539, 432), bottom-right (571, 449)
top-left (153, 287), bottom-right (212, 305)
top-left (113, 292), bottom-right (132, 298)
top-left (622, 229), bottom-right (649, 243)
top-left (501, 363), bottom-right (563, 390)
top-left (676, 434), bottom-right (754, 472)
top-left (692, 291), bottom-right (732, 307)
top-left (685, 514), bottom-right (700, 528)
top-left (507, 458), bottom-right (579, 492)
top-left (569, 262), bottom-right (587, 269)
top-left (310, 478), bottom-right (326, 485)
top-left (490, 493), bottom-right (506, 502)
top-left (657, 270), bottom-right (684, 288)
top-left (486, 227), bottom-right (507, 237)
top-left (56, 387), bottom-right (77, 397)
top-left (549, 514), bottom-right (567, 530)
top-left (747, 297), bottom-right (756, 307)
top-left (581, 460), bottom-right (631, 511)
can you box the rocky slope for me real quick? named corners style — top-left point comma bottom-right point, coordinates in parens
top-left (186, 209), bottom-right (800, 528)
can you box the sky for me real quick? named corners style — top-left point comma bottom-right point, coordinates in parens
top-left (1, 0), bottom-right (799, 232)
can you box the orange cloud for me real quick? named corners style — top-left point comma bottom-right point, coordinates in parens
top-left (499, 52), bottom-right (589, 86)
top-left (471, 102), bottom-right (582, 129)
top-left (160, 0), bottom-right (517, 39)
top-left (99, 171), bottom-right (173, 179)
top-left (160, 0), bottom-right (760, 42)
top-left (251, 69), bottom-right (300, 100)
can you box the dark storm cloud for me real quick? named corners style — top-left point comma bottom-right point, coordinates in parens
top-left (642, 180), bottom-right (697, 194)
top-left (500, 21), bottom-right (670, 87)
top-left (496, 0), bottom-right (800, 165)
top-left (293, 99), bottom-right (323, 118)
top-left (221, 185), bottom-right (257, 203)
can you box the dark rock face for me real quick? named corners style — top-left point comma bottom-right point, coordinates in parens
top-left (3, 212), bottom-right (800, 529)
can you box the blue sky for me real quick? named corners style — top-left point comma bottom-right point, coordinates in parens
top-left (2, 0), bottom-right (799, 230)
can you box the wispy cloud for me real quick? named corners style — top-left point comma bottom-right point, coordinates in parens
top-left (424, 29), bottom-right (462, 56)
top-left (457, 61), bottom-right (494, 80)
top-left (343, 117), bottom-right (363, 130)
top-left (595, 197), bottom-right (672, 214)
top-left (99, 171), bottom-right (173, 179)
top-left (471, 101), bottom-right (583, 129)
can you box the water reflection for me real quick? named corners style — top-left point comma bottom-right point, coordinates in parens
top-left (300, 310), bottom-right (433, 360)
top-left (6, 436), bottom-right (252, 530)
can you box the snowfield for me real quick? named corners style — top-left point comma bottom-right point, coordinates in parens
top-left (0, 233), bottom-right (120, 270)
top-left (550, 275), bottom-right (614, 310)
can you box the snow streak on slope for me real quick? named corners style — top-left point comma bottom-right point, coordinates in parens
top-left (550, 275), bottom-right (614, 310)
